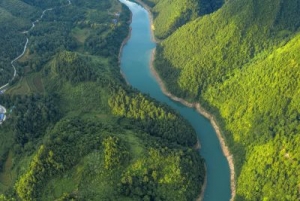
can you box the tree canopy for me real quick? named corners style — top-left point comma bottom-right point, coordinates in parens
top-left (145, 0), bottom-right (300, 200)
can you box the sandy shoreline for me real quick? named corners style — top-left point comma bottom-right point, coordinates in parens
top-left (119, 0), bottom-right (236, 200)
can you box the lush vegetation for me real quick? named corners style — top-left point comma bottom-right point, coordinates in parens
top-left (138, 0), bottom-right (199, 39)
top-left (108, 88), bottom-right (197, 146)
top-left (139, 0), bottom-right (224, 40)
top-left (0, 0), bottom-right (205, 200)
top-left (154, 0), bottom-right (300, 100)
top-left (0, 94), bottom-right (60, 147)
top-left (145, 0), bottom-right (300, 200)
top-left (204, 34), bottom-right (300, 200)
top-left (0, 1), bottom-right (34, 86)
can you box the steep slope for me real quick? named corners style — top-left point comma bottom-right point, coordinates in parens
top-left (149, 0), bottom-right (300, 200)
top-left (0, 0), bottom-right (39, 19)
top-left (204, 34), bottom-right (300, 200)
top-left (156, 0), bottom-right (300, 99)
top-left (139, 0), bottom-right (200, 39)
top-left (141, 0), bottom-right (225, 40)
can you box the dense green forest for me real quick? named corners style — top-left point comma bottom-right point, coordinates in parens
top-left (144, 0), bottom-right (300, 200)
top-left (0, 0), bottom-right (205, 200)
top-left (0, 0), bottom-right (34, 86)
top-left (140, 0), bottom-right (223, 39)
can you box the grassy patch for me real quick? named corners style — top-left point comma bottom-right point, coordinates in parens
top-left (6, 77), bottom-right (30, 95)
top-left (42, 174), bottom-right (78, 200)
top-left (6, 72), bottom-right (45, 95)
top-left (71, 27), bottom-right (91, 44)
top-left (17, 49), bottom-right (31, 63)
top-left (26, 73), bottom-right (44, 93)
top-left (120, 131), bottom-right (145, 159)
top-left (57, 82), bottom-right (110, 114)
top-left (0, 151), bottom-right (13, 188)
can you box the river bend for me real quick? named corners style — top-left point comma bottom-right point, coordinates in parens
top-left (119, 1), bottom-right (231, 200)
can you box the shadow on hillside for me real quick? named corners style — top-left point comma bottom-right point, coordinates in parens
top-left (199, 0), bottom-right (224, 16)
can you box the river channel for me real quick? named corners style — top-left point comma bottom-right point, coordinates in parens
top-left (119, 0), bottom-right (231, 200)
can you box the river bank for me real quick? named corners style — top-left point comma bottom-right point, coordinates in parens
top-left (118, 0), bottom-right (235, 200)
top-left (149, 49), bottom-right (208, 200)
top-left (118, 8), bottom-right (133, 63)
top-left (150, 48), bottom-right (236, 200)
top-left (133, 0), bottom-right (159, 43)
top-left (195, 102), bottom-right (236, 201)
top-left (118, 27), bottom-right (131, 85)
top-left (117, 7), bottom-right (134, 85)
top-left (118, 1), bottom-right (207, 199)
top-left (134, 1), bottom-right (236, 199)
top-left (196, 165), bottom-right (207, 201)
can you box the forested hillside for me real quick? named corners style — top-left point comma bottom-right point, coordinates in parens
top-left (145, 0), bottom-right (300, 200)
top-left (140, 0), bottom-right (224, 39)
top-left (0, 0), bottom-right (205, 200)
top-left (0, 0), bottom-right (37, 87)
top-left (139, 0), bottom-right (199, 39)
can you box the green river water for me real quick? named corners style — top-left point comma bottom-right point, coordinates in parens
top-left (119, 1), bottom-right (231, 200)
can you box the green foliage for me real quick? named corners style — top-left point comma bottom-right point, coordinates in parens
top-left (15, 145), bottom-right (63, 200)
top-left (0, 0), bottom-right (205, 200)
top-left (236, 134), bottom-right (300, 201)
top-left (0, 194), bottom-right (15, 201)
top-left (0, 94), bottom-right (60, 146)
top-left (21, 0), bottom-right (66, 9)
top-left (103, 136), bottom-right (130, 170)
top-left (141, 0), bottom-right (200, 39)
top-left (204, 34), bottom-right (300, 200)
top-left (0, 0), bottom-right (39, 20)
top-left (204, 34), bottom-right (300, 144)
top-left (84, 5), bottom-right (130, 57)
top-left (15, 117), bottom-right (117, 200)
top-left (109, 88), bottom-right (176, 120)
top-left (155, 0), bottom-right (300, 99)
top-left (151, 0), bottom-right (300, 200)
top-left (0, 6), bottom-right (31, 86)
top-left (12, 115), bottom-right (204, 200)
top-left (53, 51), bottom-right (97, 84)
top-left (108, 88), bottom-right (198, 146)
top-left (119, 147), bottom-right (204, 201)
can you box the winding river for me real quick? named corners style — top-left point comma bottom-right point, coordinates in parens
top-left (119, 1), bottom-right (231, 200)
